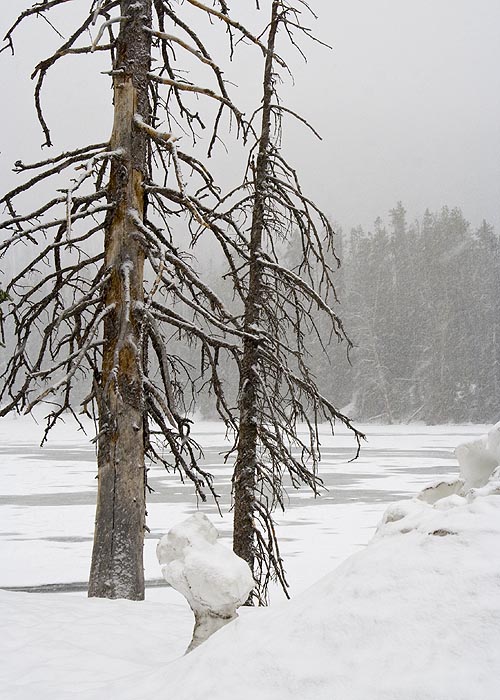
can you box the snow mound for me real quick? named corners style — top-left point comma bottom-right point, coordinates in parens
top-left (157, 513), bottom-right (254, 651)
top-left (150, 426), bottom-right (500, 700)
top-left (157, 513), bottom-right (253, 616)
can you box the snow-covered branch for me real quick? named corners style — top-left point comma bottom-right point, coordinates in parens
top-left (91, 16), bottom-right (127, 52)
top-left (148, 73), bottom-right (243, 125)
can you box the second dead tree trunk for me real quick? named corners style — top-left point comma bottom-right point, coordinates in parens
top-left (232, 3), bottom-right (280, 600)
top-left (231, 1), bottom-right (364, 603)
top-left (88, 0), bottom-right (152, 600)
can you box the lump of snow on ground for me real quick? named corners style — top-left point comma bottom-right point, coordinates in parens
top-left (157, 513), bottom-right (254, 651)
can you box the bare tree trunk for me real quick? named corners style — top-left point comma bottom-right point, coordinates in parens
top-left (232, 2), bottom-right (280, 600)
top-left (88, 0), bottom-right (152, 600)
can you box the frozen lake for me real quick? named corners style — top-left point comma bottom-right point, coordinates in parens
top-left (0, 416), bottom-right (487, 598)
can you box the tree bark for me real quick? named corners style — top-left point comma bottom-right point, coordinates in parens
top-left (88, 0), bottom-right (152, 600)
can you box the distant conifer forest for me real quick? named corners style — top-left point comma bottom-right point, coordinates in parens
top-left (195, 202), bottom-right (499, 424)
top-left (319, 203), bottom-right (499, 424)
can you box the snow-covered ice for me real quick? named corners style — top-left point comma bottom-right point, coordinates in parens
top-left (0, 416), bottom-right (486, 592)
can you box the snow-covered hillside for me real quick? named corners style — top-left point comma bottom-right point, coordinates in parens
top-left (1, 424), bottom-right (500, 699)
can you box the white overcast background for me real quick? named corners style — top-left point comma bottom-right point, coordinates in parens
top-left (1, 0), bottom-right (499, 233)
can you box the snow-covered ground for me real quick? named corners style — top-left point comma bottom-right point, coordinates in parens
top-left (1, 417), bottom-right (499, 699)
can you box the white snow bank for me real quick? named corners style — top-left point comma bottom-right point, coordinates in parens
top-left (157, 513), bottom-right (253, 650)
top-left (0, 591), bottom-right (192, 700)
top-left (150, 425), bottom-right (500, 700)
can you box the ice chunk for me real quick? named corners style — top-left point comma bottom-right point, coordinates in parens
top-left (466, 466), bottom-right (500, 501)
top-left (418, 478), bottom-right (464, 504)
top-left (455, 422), bottom-right (500, 489)
top-left (378, 500), bottom-right (421, 526)
top-left (157, 513), bottom-right (254, 652)
top-left (375, 498), bottom-right (429, 537)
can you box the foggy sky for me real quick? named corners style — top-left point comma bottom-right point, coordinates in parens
top-left (1, 0), bottom-right (499, 234)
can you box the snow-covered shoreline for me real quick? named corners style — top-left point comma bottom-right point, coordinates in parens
top-left (0, 416), bottom-right (486, 592)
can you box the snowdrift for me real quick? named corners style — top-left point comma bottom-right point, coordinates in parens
top-left (1, 425), bottom-right (500, 700)
top-left (144, 423), bottom-right (500, 700)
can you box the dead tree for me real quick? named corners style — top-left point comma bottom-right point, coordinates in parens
top-left (0, 0), bottom-right (266, 600)
top-left (228, 0), bottom-right (365, 603)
